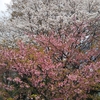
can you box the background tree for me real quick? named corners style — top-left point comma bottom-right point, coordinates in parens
top-left (0, 0), bottom-right (100, 47)
top-left (6, 0), bottom-right (100, 33)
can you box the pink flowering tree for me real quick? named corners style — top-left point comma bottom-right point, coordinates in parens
top-left (0, 19), bottom-right (100, 100)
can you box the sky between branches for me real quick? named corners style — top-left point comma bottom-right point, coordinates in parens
top-left (0, 0), bottom-right (11, 17)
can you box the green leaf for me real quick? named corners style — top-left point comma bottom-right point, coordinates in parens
top-left (7, 98), bottom-right (13, 100)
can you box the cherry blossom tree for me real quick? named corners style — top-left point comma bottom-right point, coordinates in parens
top-left (0, 0), bottom-right (100, 48)
top-left (6, 0), bottom-right (100, 33)
top-left (0, 0), bottom-right (100, 99)
top-left (0, 19), bottom-right (100, 100)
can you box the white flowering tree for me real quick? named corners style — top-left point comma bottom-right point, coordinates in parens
top-left (6, 0), bottom-right (100, 33)
top-left (0, 0), bottom-right (100, 47)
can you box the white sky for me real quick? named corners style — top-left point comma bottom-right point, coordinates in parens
top-left (0, 0), bottom-right (11, 16)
